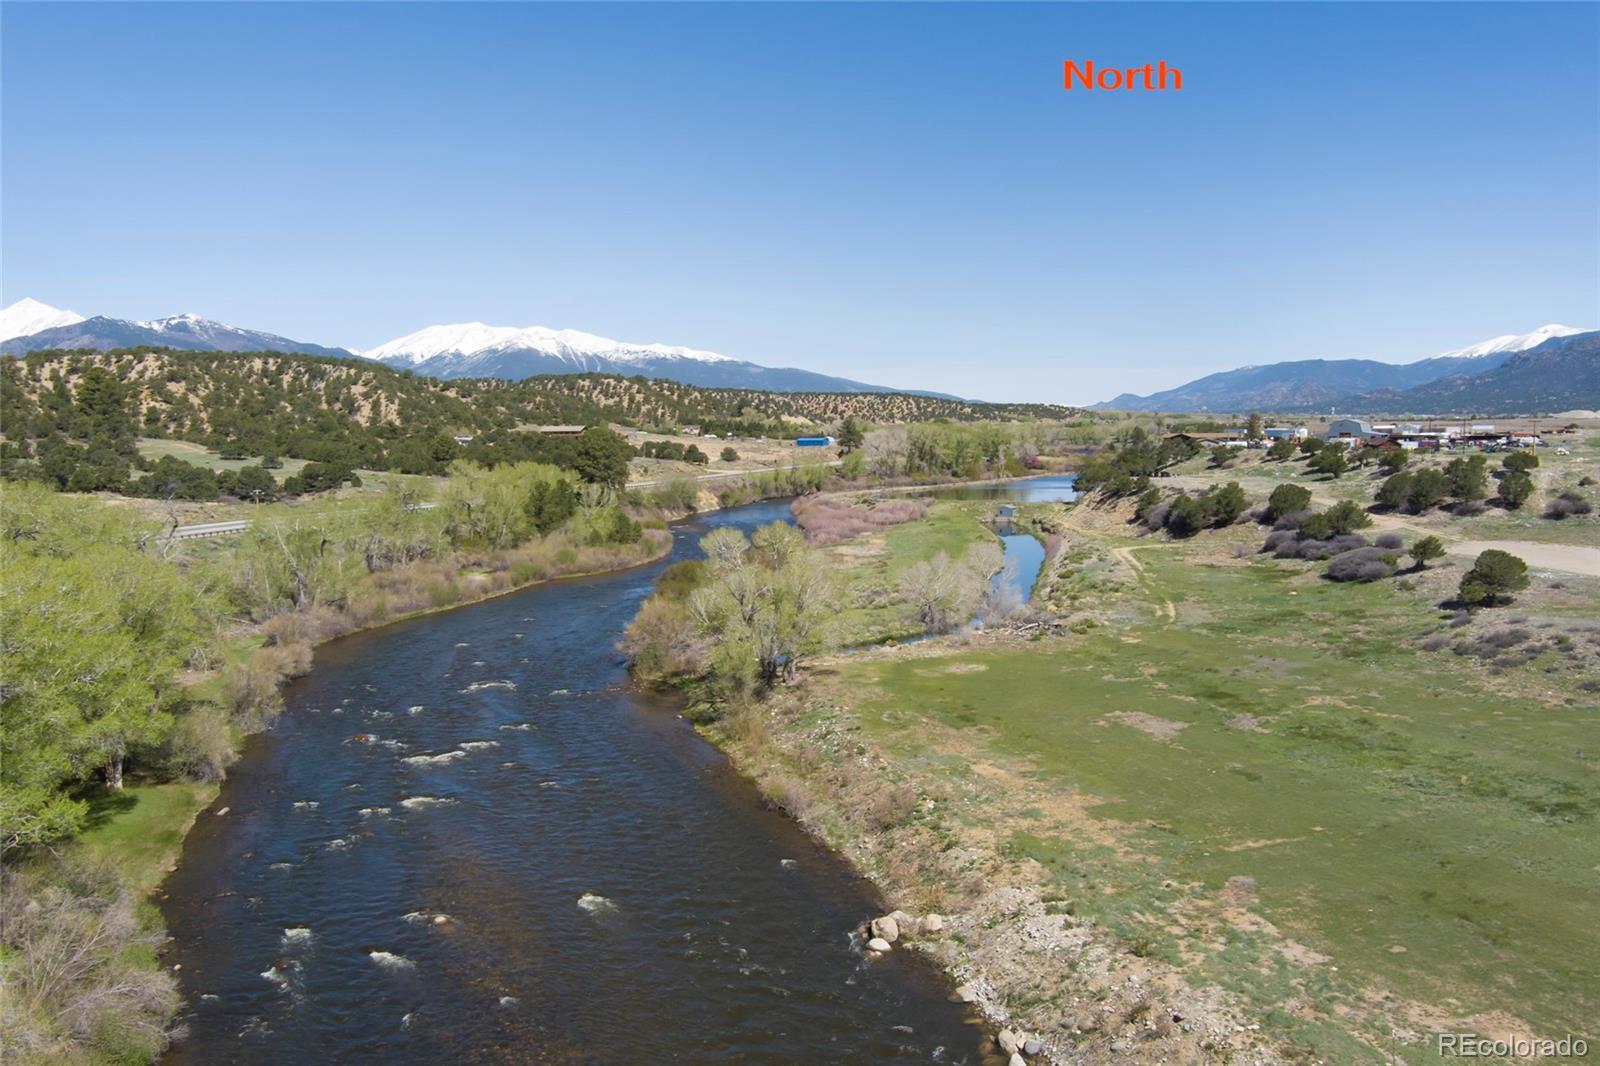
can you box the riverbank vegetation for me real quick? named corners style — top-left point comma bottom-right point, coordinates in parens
top-left (624, 455), bottom-right (1598, 1063)
top-left (623, 495), bottom-right (1014, 708)
top-left (0, 457), bottom-right (670, 1062)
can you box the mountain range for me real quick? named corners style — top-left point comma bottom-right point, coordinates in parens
top-left (3, 299), bottom-right (1592, 412)
top-left (1092, 325), bottom-right (1593, 413)
top-left (1336, 330), bottom-right (1600, 416)
top-left (0, 303), bottom-right (354, 360)
top-left (361, 321), bottom-right (937, 395)
top-left (0, 300), bottom-right (937, 396)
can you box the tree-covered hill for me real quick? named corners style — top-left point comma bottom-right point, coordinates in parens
top-left (0, 347), bottom-right (1076, 495)
top-left (3, 347), bottom-right (1073, 441)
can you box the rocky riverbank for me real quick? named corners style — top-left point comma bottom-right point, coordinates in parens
top-left (697, 628), bottom-right (1289, 1066)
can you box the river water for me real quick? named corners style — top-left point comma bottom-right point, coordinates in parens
top-left (935, 475), bottom-right (1078, 605)
top-left (158, 499), bottom-right (987, 1064)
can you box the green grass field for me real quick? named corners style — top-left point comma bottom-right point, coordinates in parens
top-left (837, 546), bottom-right (1599, 1059)
top-left (73, 781), bottom-right (217, 895)
top-left (135, 436), bottom-right (311, 476)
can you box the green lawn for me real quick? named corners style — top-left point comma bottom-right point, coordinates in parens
top-left (136, 436), bottom-right (310, 476)
top-left (73, 781), bottom-right (217, 895)
top-left (841, 548), bottom-right (1599, 1058)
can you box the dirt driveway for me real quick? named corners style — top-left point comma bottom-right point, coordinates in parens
top-left (1448, 540), bottom-right (1600, 577)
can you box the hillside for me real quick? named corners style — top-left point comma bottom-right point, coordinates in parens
top-left (0, 347), bottom-right (1074, 446)
top-left (1093, 325), bottom-right (1585, 413)
top-left (1335, 330), bottom-right (1600, 415)
top-left (0, 313), bottom-right (354, 359)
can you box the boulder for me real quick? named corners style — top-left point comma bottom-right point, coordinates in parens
top-left (866, 937), bottom-right (892, 953)
top-left (1023, 1037), bottom-right (1043, 1055)
top-left (869, 915), bottom-right (900, 943)
top-left (921, 913), bottom-right (945, 934)
top-left (888, 909), bottom-right (918, 938)
top-left (1009, 1056), bottom-right (1025, 1066)
top-left (950, 984), bottom-right (978, 1003)
top-left (997, 1029), bottom-right (1020, 1055)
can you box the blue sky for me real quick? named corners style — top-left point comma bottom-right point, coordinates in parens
top-left (3, 2), bottom-right (1596, 403)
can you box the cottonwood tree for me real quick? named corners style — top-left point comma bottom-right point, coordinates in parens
top-left (1, 485), bottom-right (219, 847)
top-left (864, 426), bottom-right (910, 479)
top-left (899, 542), bottom-right (1002, 632)
top-left (689, 523), bottom-right (836, 688)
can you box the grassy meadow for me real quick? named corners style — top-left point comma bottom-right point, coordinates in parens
top-left (784, 504), bottom-right (1599, 1061)
top-left (823, 500), bottom-right (997, 645)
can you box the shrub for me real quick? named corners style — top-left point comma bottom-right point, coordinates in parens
top-left (720, 447), bottom-right (739, 462)
top-left (1311, 447), bottom-right (1349, 478)
top-left (0, 860), bottom-right (179, 1063)
top-left (1133, 485), bottom-right (1163, 524)
top-left (1409, 535), bottom-right (1446, 569)
top-left (1260, 483), bottom-right (1312, 521)
top-left (1445, 455), bottom-right (1489, 502)
top-left (1202, 481), bottom-right (1248, 526)
top-left (1261, 530), bottom-right (1299, 555)
top-left (1407, 468), bottom-right (1449, 511)
top-left (1375, 472), bottom-right (1413, 510)
top-left (1326, 546), bottom-right (1397, 583)
top-left (1163, 494), bottom-right (1206, 537)
top-left (1374, 532), bottom-right (1403, 550)
top-left (1458, 549), bottom-right (1529, 606)
top-left (1497, 470), bottom-right (1534, 509)
top-left (1502, 451), bottom-right (1538, 473)
top-left (166, 703), bottom-right (237, 782)
top-left (792, 496), bottom-right (929, 546)
top-left (1544, 491), bottom-right (1592, 519)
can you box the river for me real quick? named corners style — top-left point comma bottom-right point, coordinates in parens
top-left (935, 474), bottom-right (1079, 605)
top-left (158, 499), bottom-right (984, 1064)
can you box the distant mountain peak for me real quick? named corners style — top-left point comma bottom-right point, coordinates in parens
top-left (362, 321), bottom-right (739, 367)
top-left (1092, 323), bottom-right (1596, 413)
top-left (0, 298), bottom-right (86, 342)
top-left (1432, 324), bottom-right (1586, 360)
top-left (359, 318), bottom-right (940, 395)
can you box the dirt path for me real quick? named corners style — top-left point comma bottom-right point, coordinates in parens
top-left (1447, 540), bottom-right (1600, 576)
top-left (1108, 544), bottom-right (1177, 621)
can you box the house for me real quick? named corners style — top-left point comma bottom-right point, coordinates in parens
top-left (452, 434), bottom-right (474, 446)
top-left (1164, 431), bottom-right (1249, 448)
top-left (534, 425), bottom-right (587, 436)
top-left (1263, 426), bottom-right (1308, 440)
top-left (1324, 418), bottom-right (1373, 441)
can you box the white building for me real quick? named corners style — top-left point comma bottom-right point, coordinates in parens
top-left (1324, 418), bottom-right (1374, 441)
top-left (1264, 426), bottom-right (1308, 440)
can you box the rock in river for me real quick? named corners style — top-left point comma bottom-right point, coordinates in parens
top-left (870, 915), bottom-right (900, 943)
top-left (867, 937), bottom-right (892, 953)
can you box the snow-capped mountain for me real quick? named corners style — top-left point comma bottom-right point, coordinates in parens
top-left (0, 298), bottom-right (86, 343)
top-left (1093, 324), bottom-right (1593, 412)
top-left (1430, 324), bottom-right (1585, 361)
top-left (362, 321), bottom-right (934, 395)
top-left (365, 322), bottom-right (738, 371)
top-left (0, 308), bottom-right (355, 358)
